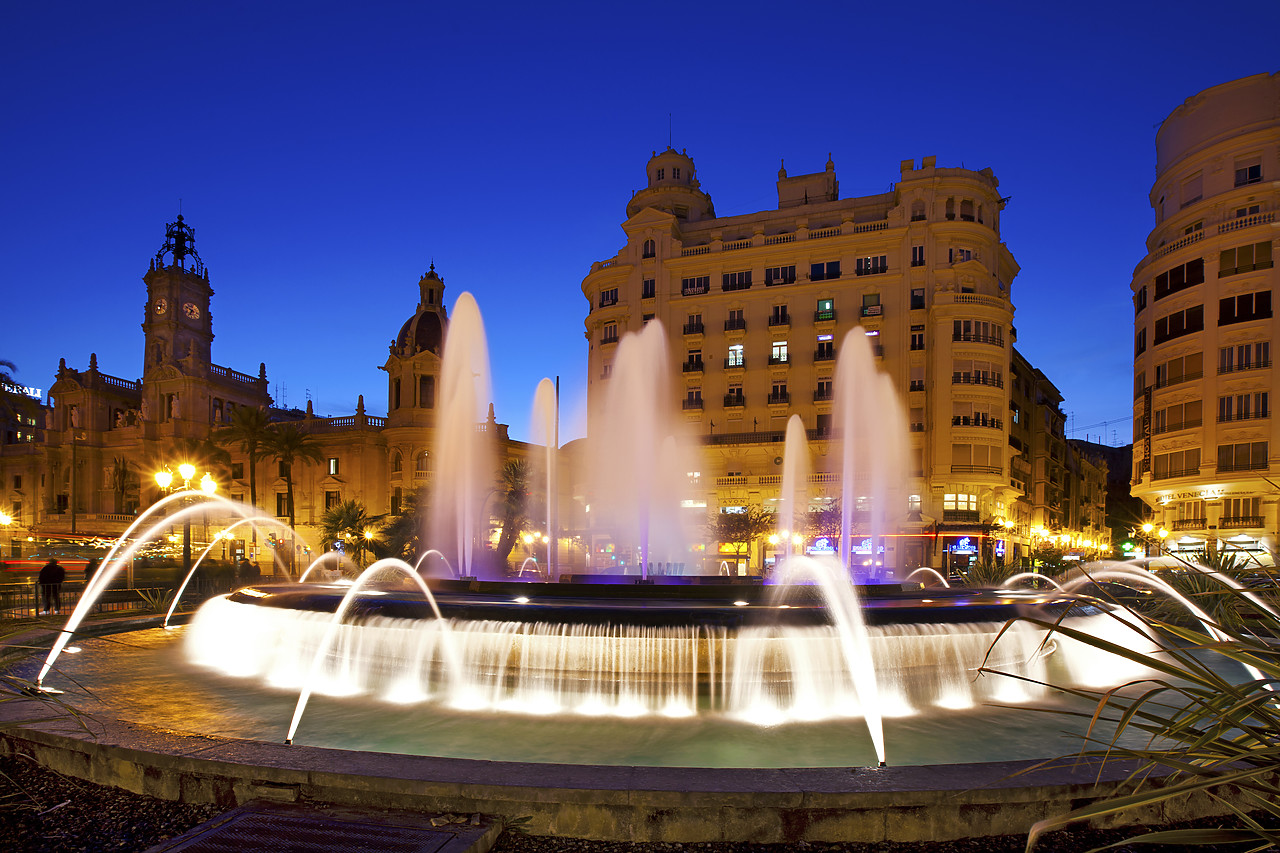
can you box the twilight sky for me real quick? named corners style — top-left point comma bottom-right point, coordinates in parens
top-left (2, 2), bottom-right (1276, 445)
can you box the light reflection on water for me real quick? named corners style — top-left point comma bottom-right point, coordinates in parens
top-left (40, 626), bottom-right (1168, 768)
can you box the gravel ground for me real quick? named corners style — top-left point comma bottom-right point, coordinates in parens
top-left (0, 751), bottom-right (1260, 853)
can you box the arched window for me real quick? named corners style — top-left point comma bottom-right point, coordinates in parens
top-left (945, 198), bottom-right (956, 220)
top-left (392, 451), bottom-right (403, 473)
top-left (642, 238), bottom-right (655, 259)
top-left (960, 199), bottom-right (975, 221)
top-left (416, 451), bottom-right (430, 472)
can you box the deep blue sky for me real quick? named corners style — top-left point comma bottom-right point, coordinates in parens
top-left (2, 2), bottom-right (1276, 444)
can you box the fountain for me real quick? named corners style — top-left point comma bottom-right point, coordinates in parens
top-left (15, 296), bottom-right (1241, 843)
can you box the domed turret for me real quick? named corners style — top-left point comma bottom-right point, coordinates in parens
top-left (393, 264), bottom-right (448, 355)
top-left (625, 148), bottom-right (715, 222)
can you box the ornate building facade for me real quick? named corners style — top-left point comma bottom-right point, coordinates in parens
top-left (1131, 72), bottom-right (1280, 562)
top-left (581, 150), bottom-right (1108, 574)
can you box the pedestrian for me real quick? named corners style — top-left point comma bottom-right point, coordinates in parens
top-left (83, 557), bottom-right (100, 586)
top-left (38, 558), bottom-right (66, 615)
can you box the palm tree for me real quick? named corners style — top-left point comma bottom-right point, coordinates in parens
top-left (321, 499), bottom-right (375, 568)
top-left (264, 423), bottom-right (325, 572)
top-left (215, 406), bottom-right (272, 515)
top-left (494, 459), bottom-right (531, 572)
top-left (379, 485), bottom-right (429, 562)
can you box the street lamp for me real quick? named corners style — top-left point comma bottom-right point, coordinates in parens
top-left (155, 464), bottom-right (218, 574)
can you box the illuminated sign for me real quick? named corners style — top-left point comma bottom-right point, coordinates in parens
top-left (949, 536), bottom-right (977, 554)
top-left (852, 538), bottom-right (885, 555)
top-left (994, 540), bottom-right (1006, 557)
top-left (806, 537), bottom-right (836, 555)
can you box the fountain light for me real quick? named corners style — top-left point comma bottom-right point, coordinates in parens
top-left (514, 596), bottom-right (530, 604)
top-left (733, 600), bottom-right (748, 607)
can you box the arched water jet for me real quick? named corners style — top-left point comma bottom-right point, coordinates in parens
top-left (286, 559), bottom-right (455, 744)
top-left (413, 549), bottom-right (456, 579)
top-left (298, 551), bottom-right (351, 584)
top-left (905, 568), bottom-right (950, 588)
top-left (517, 557), bottom-right (543, 578)
top-left (1000, 572), bottom-right (1063, 590)
top-left (39, 492), bottom-right (268, 686)
top-left (164, 514), bottom-right (307, 627)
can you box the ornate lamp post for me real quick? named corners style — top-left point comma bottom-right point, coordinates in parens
top-left (155, 464), bottom-right (217, 574)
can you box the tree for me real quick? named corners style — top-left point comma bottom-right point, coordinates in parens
top-left (263, 423), bottom-right (324, 534)
top-left (494, 459), bottom-right (531, 572)
top-left (215, 406), bottom-right (272, 515)
top-left (321, 499), bottom-right (375, 568)
top-left (805, 500), bottom-right (842, 546)
top-left (379, 485), bottom-right (429, 562)
top-left (707, 506), bottom-right (773, 573)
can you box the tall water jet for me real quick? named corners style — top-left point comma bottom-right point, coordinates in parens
top-left (587, 321), bottom-right (694, 577)
top-left (778, 415), bottom-right (810, 564)
top-left (531, 378), bottom-right (557, 580)
top-left (833, 329), bottom-right (909, 581)
top-left (429, 292), bottom-right (495, 578)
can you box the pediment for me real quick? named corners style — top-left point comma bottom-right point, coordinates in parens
top-left (622, 206), bottom-right (678, 234)
top-left (143, 364), bottom-right (184, 383)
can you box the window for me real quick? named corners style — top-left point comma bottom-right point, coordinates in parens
top-left (327, 457), bottom-right (340, 476)
top-left (1153, 304), bottom-right (1204, 344)
top-left (770, 341), bottom-right (789, 364)
top-left (815, 335), bottom-right (834, 360)
top-left (655, 168), bottom-right (665, 181)
top-left (392, 377), bottom-right (401, 409)
top-left (1180, 172), bottom-right (1202, 207)
top-left (1134, 285), bottom-right (1147, 314)
top-left (1152, 448), bottom-right (1200, 480)
top-left (725, 308), bottom-right (745, 331)
top-left (959, 199), bottom-right (975, 221)
top-left (391, 487), bottom-right (402, 515)
top-left (325, 490), bottom-right (341, 510)
top-left (642, 313), bottom-right (654, 325)
top-left (419, 375), bottom-right (435, 408)
top-left (684, 388), bottom-right (703, 410)
top-left (910, 325), bottom-right (925, 350)
top-left (765, 265), bottom-right (796, 286)
top-left (769, 381), bottom-right (789, 404)
top-left (1218, 441), bottom-right (1268, 473)
top-left (952, 358), bottom-right (1002, 387)
top-left (1219, 290), bottom-right (1272, 325)
top-left (1184, 220), bottom-right (1202, 236)
top-left (1218, 392), bottom-right (1268, 422)
top-left (856, 255), bottom-right (887, 276)
top-left (392, 452), bottom-right (403, 473)
top-left (1154, 352), bottom-right (1203, 387)
top-left (910, 288), bottom-right (925, 310)
top-left (230, 463), bottom-right (244, 480)
top-left (722, 270), bottom-right (752, 291)
top-left (602, 363), bottom-right (612, 378)
top-left (1154, 258), bottom-right (1204, 301)
top-left (277, 461), bottom-right (291, 478)
top-left (810, 261), bottom-right (840, 281)
top-left (949, 248), bottom-right (973, 263)
top-left (681, 275), bottom-right (710, 295)
top-left (1219, 341), bottom-right (1270, 373)
top-left (945, 198), bottom-right (956, 220)
top-left (1134, 328), bottom-right (1146, 356)
top-left (725, 384), bottom-right (744, 406)
top-left (642, 239), bottom-right (655, 258)
top-left (1153, 400), bottom-right (1202, 433)
top-left (1235, 157), bottom-right (1262, 187)
top-left (276, 493), bottom-right (289, 516)
top-left (726, 343), bottom-right (744, 368)
top-left (1236, 204), bottom-right (1261, 219)
top-left (685, 349), bottom-right (703, 371)
top-left (599, 287), bottom-right (619, 307)
top-left (910, 201), bottom-right (925, 221)
top-left (642, 278), bottom-right (655, 299)
top-left (943, 493), bottom-right (977, 511)
top-left (602, 321), bottom-right (618, 344)
top-left (1224, 496), bottom-right (1262, 521)
top-left (769, 304), bottom-right (790, 326)
top-left (815, 298), bottom-right (835, 321)
top-left (672, 167), bottom-right (681, 180)
top-left (684, 312), bottom-right (703, 334)
top-left (911, 245), bottom-right (925, 267)
top-left (952, 319), bottom-right (1004, 345)
top-left (1219, 241), bottom-right (1273, 276)
top-left (951, 444), bottom-right (1000, 472)
top-left (815, 378), bottom-right (833, 400)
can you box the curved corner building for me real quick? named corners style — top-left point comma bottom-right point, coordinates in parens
top-left (1132, 72), bottom-right (1280, 560)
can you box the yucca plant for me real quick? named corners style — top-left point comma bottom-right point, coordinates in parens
top-left (991, 565), bottom-right (1280, 851)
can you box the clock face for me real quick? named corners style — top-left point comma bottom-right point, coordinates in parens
top-left (183, 302), bottom-right (201, 320)
top-left (153, 298), bottom-right (168, 315)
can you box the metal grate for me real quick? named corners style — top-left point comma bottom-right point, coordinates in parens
top-left (155, 812), bottom-right (451, 853)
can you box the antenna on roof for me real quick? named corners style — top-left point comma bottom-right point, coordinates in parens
top-left (668, 113), bottom-right (672, 149)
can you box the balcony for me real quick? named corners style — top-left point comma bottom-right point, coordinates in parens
top-left (1152, 466), bottom-right (1200, 480)
top-left (724, 358), bottom-right (745, 370)
top-left (952, 333), bottom-right (1005, 347)
top-left (724, 318), bottom-right (747, 332)
top-left (943, 510), bottom-right (980, 524)
top-left (767, 354), bottom-right (790, 366)
top-left (910, 422), bottom-right (924, 432)
top-left (768, 392), bottom-right (791, 405)
top-left (951, 414), bottom-right (1003, 430)
top-left (599, 295), bottom-right (618, 308)
top-left (1152, 418), bottom-right (1203, 434)
top-left (1221, 515), bottom-right (1265, 529)
top-left (768, 314), bottom-right (792, 327)
top-left (1217, 460), bottom-right (1269, 473)
top-left (908, 380), bottom-right (925, 392)
top-left (951, 373), bottom-right (1004, 388)
top-left (682, 399), bottom-right (704, 411)
top-left (813, 389), bottom-right (833, 402)
top-left (814, 349), bottom-right (835, 362)
top-left (681, 283), bottom-right (709, 296)
top-left (950, 465), bottom-right (1002, 476)
top-left (1219, 359), bottom-right (1270, 374)
top-left (1218, 411), bottom-right (1270, 423)
top-left (814, 309), bottom-right (837, 323)
top-left (682, 360), bottom-right (704, 373)
top-left (723, 394), bottom-right (745, 408)
top-left (682, 322), bottom-right (704, 335)
top-left (1171, 518), bottom-right (1207, 531)
top-left (860, 304), bottom-right (883, 318)
top-left (1154, 370), bottom-right (1202, 388)
top-left (765, 275), bottom-right (796, 287)
top-left (601, 333), bottom-right (619, 345)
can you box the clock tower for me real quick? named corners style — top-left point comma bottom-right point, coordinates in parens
top-left (142, 215), bottom-right (213, 371)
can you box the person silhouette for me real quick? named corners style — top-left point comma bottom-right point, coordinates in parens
top-left (38, 558), bottom-right (66, 615)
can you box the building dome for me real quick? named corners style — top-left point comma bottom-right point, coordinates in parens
top-left (625, 147), bottom-right (715, 221)
top-left (392, 265), bottom-right (448, 355)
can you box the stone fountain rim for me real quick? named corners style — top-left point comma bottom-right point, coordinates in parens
top-left (0, 615), bottom-right (1216, 844)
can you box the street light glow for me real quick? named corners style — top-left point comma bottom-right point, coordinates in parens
top-left (154, 470), bottom-right (173, 489)
top-left (178, 462), bottom-right (196, 482)
top-left (200, 472), bottom-right (217, 494)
